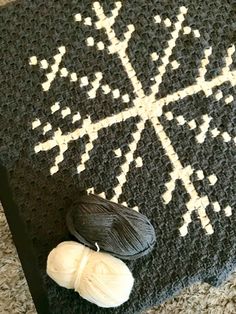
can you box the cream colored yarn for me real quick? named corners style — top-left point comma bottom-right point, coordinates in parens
top-left (47, 241), bottom-right (134, 308)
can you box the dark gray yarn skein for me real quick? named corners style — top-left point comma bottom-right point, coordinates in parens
top-left (66, 194), bottom-right (156, 260)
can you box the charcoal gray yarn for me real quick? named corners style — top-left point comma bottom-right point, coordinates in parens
top-left (66, 194), bottom-right (156, 259)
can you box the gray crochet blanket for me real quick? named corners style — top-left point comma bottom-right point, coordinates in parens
top-left (0, 0), bottom-right (236, 313)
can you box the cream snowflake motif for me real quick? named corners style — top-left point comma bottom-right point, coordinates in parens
top-left (30, 2), bottom-right (235, 236)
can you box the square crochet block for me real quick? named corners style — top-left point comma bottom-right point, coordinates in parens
top-left (0, 0), bottom-right (236, 313)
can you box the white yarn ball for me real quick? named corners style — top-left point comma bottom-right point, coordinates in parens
top-left (47, 241), bottom-right (134, 308)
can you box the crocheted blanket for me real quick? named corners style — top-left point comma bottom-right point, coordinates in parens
top-left (0, 0), bottom-right (236, 313)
